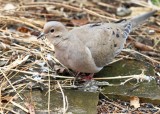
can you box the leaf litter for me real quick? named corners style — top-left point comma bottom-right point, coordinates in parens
top-left (0, 0), bottom-right (160, 113)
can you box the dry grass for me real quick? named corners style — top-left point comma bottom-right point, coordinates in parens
top-left (0, 0), bottom-right (159, 113)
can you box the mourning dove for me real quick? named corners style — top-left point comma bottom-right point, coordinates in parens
top-left (38, 10), bottom-right (156, 73)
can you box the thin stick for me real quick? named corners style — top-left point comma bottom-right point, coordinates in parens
top-left (83, 8), bottom-right (118, 21)
top-left (0, 68), bottom-right (74, 79)
top-left (0, 70), bottom-right (23, 100)
top-left (0, 86), bottom-right (1, 113)
top-left (2, 55), bottom-right (30, 72)
top-left (104, 100), bottom-right (125, 110)
top-left (94, 75), bottom-right (137, 80)
top-left (57, 81), bottom-right (67, 114)
top-left (48, 70), bottom-right (51, 114)
top-left (0, 107), bottom-right (18, 114)
top-left (97, 2), bottom-right (116, 9)
top-left (24, 2), bottom-right (82, 12)
top-left (65, 96), bottom-right (69, 112)
top-left (4, 83), bottom-right (28, 113)
top-left (0, 15), bottom-right (42, 31)
top-left (24, 2), bottom-right (118, 21)
top-left (94, 70), bottom-right (150, 81)
top-left (10, 101), bottom-right (28, 113)
top-left (122, 49), bottom-right (160, 64)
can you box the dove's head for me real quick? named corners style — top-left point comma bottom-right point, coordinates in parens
top-left (37, 21), bottom-right (68, 43)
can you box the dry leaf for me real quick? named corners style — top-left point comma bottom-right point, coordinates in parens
top-left (130, 96), bottom-right (140, 108)
top-left (17, 26), bottom-right (30, 33)
top-left (71, 18), bottom-right (89, 26)
top-left (1, 96), bottom-right (12, 103)
top-left (133, 41), bottom-right (154, 51)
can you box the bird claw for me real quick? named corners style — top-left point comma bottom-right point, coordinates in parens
top-left (81, 75), bottom-right (94, 81)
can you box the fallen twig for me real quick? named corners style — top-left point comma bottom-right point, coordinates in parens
top-left (0, 70), bottom-right (23, 100)
top-left (24, 2), bottom-right (118, 21)
top-left (122, 49), bottom-right (160, 65)
top-left (94, 69), bottom-right (153, 85)
top-left (57, 81), bottom-right (68, 114)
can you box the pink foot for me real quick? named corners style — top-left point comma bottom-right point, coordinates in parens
top-left (81, 73), bottom-right (94, 81)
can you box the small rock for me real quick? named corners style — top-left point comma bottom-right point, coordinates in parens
top-left (4, 4), bottom-right (16, 11)
top-left (83, 80), bottom-right (99, 92)
top-left (116, 7), bottom-right (132, 17)
top-left (147, 29), bottom-right (155, 35)
top-left (145, 103), bottom-right (154, 108)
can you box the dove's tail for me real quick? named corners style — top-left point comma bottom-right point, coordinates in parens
top-left (130, 10), bottom-right (157, 28)
top-left (121, 10), bottom-right (156, 39)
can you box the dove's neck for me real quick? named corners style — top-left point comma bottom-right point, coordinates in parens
top-left (53, 36), bottom-right (70, 50)
top-left (51, 29), bottom-right (69, 46)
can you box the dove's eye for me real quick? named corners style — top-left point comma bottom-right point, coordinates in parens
top-left (50, 29), bottom-right (55, 33)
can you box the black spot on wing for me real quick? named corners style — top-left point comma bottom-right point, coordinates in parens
top-left (123, 23), bottom-right (132, 39)
top-left (114, 29), bottom-right (120, 38)
top-left (123, 31), bottom-right (128, 38)
top-left (112, 31), bottom-right (115, 35)
top-left (116, 33), bottom-right (120, 38)
top-left (125, 28), bottom-right (129, 33)
top-left (127, 24), bottom-right (131, 30)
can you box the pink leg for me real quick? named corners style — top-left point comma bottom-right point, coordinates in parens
top-left (81, 73), bottom-right (94, 81)
top-left (73, 72), bottom-right (80, 85)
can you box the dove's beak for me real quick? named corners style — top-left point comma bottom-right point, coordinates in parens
top-left (37, 32), bottom-right (45, 39)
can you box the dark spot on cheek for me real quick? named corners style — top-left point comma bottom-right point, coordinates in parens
top-left (114, 44), bottom-right (117, 47)
top-left (56, 35), bottom-right (60, 37)
top-left (116, 33), bottom-right (120, 38)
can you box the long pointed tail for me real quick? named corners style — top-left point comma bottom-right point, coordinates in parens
top-left (122, 10), bottom-right (157, 39)
top-left (130, 10), bottom-right (157, 28)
